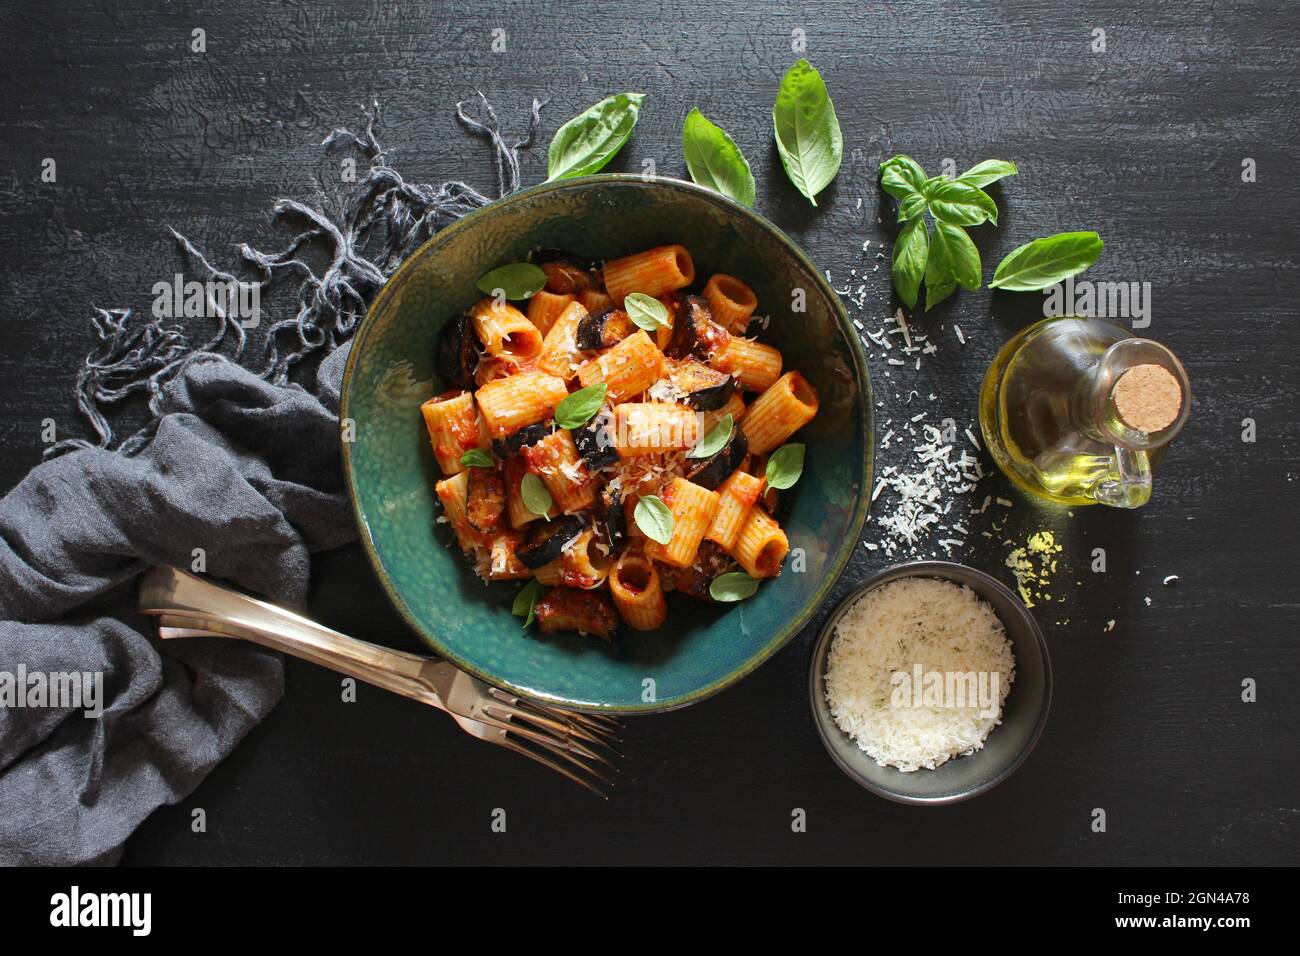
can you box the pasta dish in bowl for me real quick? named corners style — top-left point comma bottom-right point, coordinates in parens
top-left (341, 175), bottom-right (870, 711)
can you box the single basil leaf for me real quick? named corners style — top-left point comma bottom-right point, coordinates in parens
top-left (989, 231), bottom-right (1104, 291)
top-left (891, 216), bottom-right (929, 311)
top-left (772, 59), bottom-right (843, 206)
top-left (520, 472), bottom-right (553, 520)
top-left (554, 383), bottom-right (608, 429)
top-left (624, 292), bottom-right (670, 332)
top-left (476, 262), bottom-right (547, 301)
top-left (897, 192), bottom-right (927, 222)
top-left (709, 571), bottom-right (760, 602)
top-left (765, 443), bottom-right (805, 490)
top-left (682, 108), bottom-right (756, 207)
top-left (927, 180), bottom-right (999, 227)
top-left (958, 159), bottom-right (1018, 188)
top-left (923, 247), bottom-right (958, 311)
top-left (460, 449), bottom-right (494, 468)
top-left (634, 495), bottom-right (674, 545)
top-left (687, 413), bottom-right (733, 460)
top-left (546, 92), bottom-right (646, 181)
top-left (512, 579), bottom-right (545, 628)
top-left (880, 155), bottom-right (927, 199)
top-left (931, 221), bottom-right (981, 290)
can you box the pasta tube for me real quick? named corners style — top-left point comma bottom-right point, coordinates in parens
top-left (420, 390), bottom-right (484, 475)
top-left (728, 506), bottom-right (788, 578)
top-left (536, 301), bottom-right (590, 379)
top-left (740, 371), bottom-right (819, 455)
top-left (526, 289), bottom-right (576, 336)
top-left (706, 469), bottom-right (765, 551)
top-left (608, 552), bottom-right (667, 630)
top-left (521, 429), bottom-right (599, 514)
top-left (475, 370), bottom-right (569, 438)
top-left (576, 330), bottom-right (666, 404)
top-left (603, 245), bottom-right (695, 303)
top-left (469, 298), bottom-right (544, 363)
top-left (646, 477), bottom-right (720, 568)
top-left (710, 337), bottom-right (783, 393)
top-left (613, 402), bottom-right (702, 457)
top-left (702, 274), bottom-right (758, 333)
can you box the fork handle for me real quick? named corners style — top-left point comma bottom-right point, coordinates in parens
top-left (138, 566), bottom-right (442, 707)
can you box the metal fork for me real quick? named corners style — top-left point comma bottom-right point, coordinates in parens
top-left (137, 566), bottom-right (621, 796)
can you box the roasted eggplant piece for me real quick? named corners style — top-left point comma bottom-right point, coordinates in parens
top-left (685, 426), bottom-right (749, 490)
top-left (534, 586), bottom-right (621, 641)
top-left (599, 485), bottom-right (627, 550)
top-left (516, 514), bottom-right (587, 569)
top-left (531, 247), bottom-right (601, 273)
top-left (666, 295), bottom-right (730, 360)
top-left (465, 464), bottom-right (506, 534)
top-left (670, 361), bottom-right (735, 410)
top-left (491, 420), bottom-right (555, 458)
top-left (435, 313), bottom-right (480, 390)
top-left (658, 542), bottom-right (725, 603)
top-left (571, 410), bottom-right (618, 470)
top-left (575, 307), bottom-right (635, 350)
top-left (538, 258), bottom-right (599, 295)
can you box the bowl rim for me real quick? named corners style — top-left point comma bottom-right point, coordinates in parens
top-left (808, 560), bottom-right (1053, 804)
top-left (340, 173), bottom-right (873, 713)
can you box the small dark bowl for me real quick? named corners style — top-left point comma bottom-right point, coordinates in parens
top-left (808, 561), bottom-right (1052, 804)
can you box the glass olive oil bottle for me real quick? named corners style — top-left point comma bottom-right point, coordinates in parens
top-left (978, 317), bottom-right (1190, 508)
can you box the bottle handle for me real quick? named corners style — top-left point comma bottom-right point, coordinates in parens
top-left (1094, 445), bottom-right (1152, 508)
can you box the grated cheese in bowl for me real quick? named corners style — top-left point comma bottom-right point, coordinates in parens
top-left (824, 577), bottom-right (1015, 772)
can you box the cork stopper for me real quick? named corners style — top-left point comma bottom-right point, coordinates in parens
top-left (1112, 363), bottom-right (1182, 433)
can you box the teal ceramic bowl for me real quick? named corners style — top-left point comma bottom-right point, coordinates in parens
top-left (340, 175), bottom-right (872, 712)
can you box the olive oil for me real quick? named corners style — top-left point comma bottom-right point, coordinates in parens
top-left (978, 317), bottom-right (1189, 508)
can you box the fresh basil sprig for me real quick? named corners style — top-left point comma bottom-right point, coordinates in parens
top-left (460, 449), bottom-right (494, 468)
top-left (682, 108), bottom-right (756, 207)
top-left (476, 262), bottom-right (547, 301)
top-left (879, 154), bottom-right (1014, 310)
top-left (709, 571), bottom-right (760, 602)
top-left (520, 473), bottom-right (552, 521)
top-left (554, 383), bottom-right (608, 429)
top-left (772, 59), bottom-right (843, 206)
top-left (765, 443), bottom-right (805, 490)
top-left (546, 93), bottom-right (646, 181)
top-left (634, 495), bottom-right (674, 545)
top-left (687, 414), bottom-right (733, 460)
top-left (624, 293), bottom-right (671, 332)
top-left (989, 232), bottom-right (1104, 291)
top-left (512, 579), bottom-right (545, 628)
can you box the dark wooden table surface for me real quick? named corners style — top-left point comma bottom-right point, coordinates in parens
top-left (2, 0), bottom-right (1296, 866)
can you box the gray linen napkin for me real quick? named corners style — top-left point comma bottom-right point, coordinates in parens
top-left (0, 96), bottom-right (542, 865)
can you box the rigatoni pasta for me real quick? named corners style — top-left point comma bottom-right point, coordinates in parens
top-left (426, 242), bottom-right (821, 640)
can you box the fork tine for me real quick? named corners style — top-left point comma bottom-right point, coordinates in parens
top-left (518, 735), bottom-right (617, 787)
top-left (488, 700), bottom-right (618, 750)
top-left (497, 737), bottom-right (608, 798)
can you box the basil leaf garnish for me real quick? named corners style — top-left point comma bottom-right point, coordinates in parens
top-left (476, 262), bottom-right (547, 301)
top-left (924, 245), bottom-right (958, 312)
top-left (772, 59), bottom-right (843, 206)
top-left (546, 92), bottom-right (646, 181)
top-left (897, 192), bottom-right (927, 222)
top-left (989, 232), bottom-right (1104, 291)
top-left (709, 572), bottom-right (760, 602)
top-left (624, 293), bottom-right (670, 332)
top-left (520, 473), bottom-right (553, 520)
top-left (554, 383), bottom-right (608, 430)
top-left (460, 449), bottom-right (494, 468)
top-left (765, 443), bottom-right (805, 491)
top-left (682, 108), bottom-right (756, 207)
top-left (957, 159), bottom-right (1018, 188)
top-left (686, 413), bottom-right (733, 460)
top-left (634, 495), bottom-right (674, 545)
top-left (512, 579), bottom-right (545, 629)
top-left (891, 217), bottom-right (929, 311)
